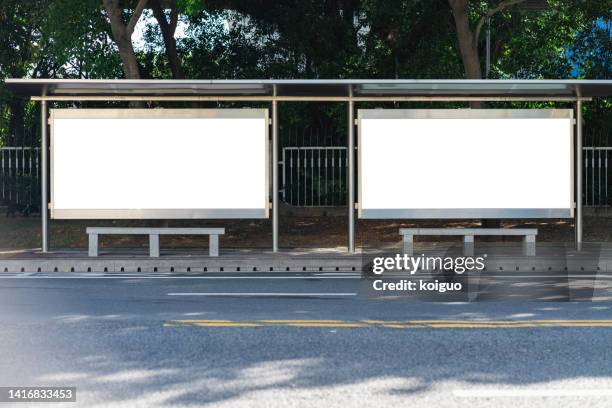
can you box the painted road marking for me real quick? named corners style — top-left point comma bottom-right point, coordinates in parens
top-left (2, 273), bottom-right (612, 279)
top-left (164, 319), bottom-right (612, 328)
top-left (166, 292), bottom-right (358, 297)
top-left (0, 275), bottom-right (362, 279)
top-left (454, 389), bottom-right (612, 397)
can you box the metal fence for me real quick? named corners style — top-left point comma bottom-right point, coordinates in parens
top-left (584, 130), bottom-right (610, 207)
top-left (279, 121), bottom-right (348, 207)
top-left (0, 143), bottom-right (610, 211)
top-left (584, 146), bottom-right (611, 207)
top-left (281, 146), bottom-right (348, 206)
top-left (280, 145), bottom-right (612, 208)
top-left (0, 147), bottom-right (40, 207)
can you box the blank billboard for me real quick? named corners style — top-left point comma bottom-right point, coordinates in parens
top-left (358, 109), bottom-right (574, 219)
top-left (50, 109), bottom-right (269, 219)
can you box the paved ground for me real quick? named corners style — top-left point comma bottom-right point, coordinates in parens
top-left (1, 272), bottom-right (612, 407)
top-left (2, 213), bottom-right (611, 250)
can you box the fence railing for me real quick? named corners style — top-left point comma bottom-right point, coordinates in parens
top-left (280, 145), bottom-right (612, 208)
top-left (0, 145), bottom-right (610, 210)
top-left (280, 146), bottom-right (348, 206)
top-left (584, 146), bottom-right (611, 207)
top-left (0, 147), bottom-right (40, 207)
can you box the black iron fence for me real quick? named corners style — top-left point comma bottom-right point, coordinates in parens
top-left (584, 131), bottom-right (611, 207)
top-left (0, 135), bottom-right (610, 211)
top-left (279, 126), bottom-right (611, 208)
top-left (0, 147), bottom-right (40, 208)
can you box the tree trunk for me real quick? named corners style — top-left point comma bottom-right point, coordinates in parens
top-left (162, 30), bottom-right (184, 79)
top-left (449, 0), bottom-right (527, 80)
top-left (150, 0), bottom-right (185, 79)
top-left (114, 33), bottom-right (141, 79)
top-left (449, 0), bottom-right (496, 228)
top-left (449, 0), bottom-right (482, 80)
top-left (449, 0), bottom-right (483, 109)
top-left (102, 0), bottom-right (147, 79)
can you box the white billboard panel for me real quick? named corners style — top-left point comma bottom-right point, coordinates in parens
top-left (50, 109), bottom-right (269, 219)
top-left (358, 109), bottom-right (574, 219)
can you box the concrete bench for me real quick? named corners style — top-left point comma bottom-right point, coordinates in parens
top-left (86, 227), bottom-right (225, 258)
top-left (399, 228), bottom-right (538, 256)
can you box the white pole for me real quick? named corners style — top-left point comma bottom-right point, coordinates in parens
top-left (272, 93), bottom-right (279, 252)
top-left (576, 99), bottom-right (583, 251)
top-left (41, 100), bottom-right (49, 253)
top-left (348, 88), bottom-right (355, 253)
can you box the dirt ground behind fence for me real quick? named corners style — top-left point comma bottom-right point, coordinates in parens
top-left (1, 212), bottom-right (611, 250)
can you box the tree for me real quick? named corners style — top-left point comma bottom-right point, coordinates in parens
top-left (150, 0), bottom-right (185, 78)
top-left (44, 0), bottom-right (123, 79)
top-left (102, 0), bottom-right (148, 79)
top-left (0, 0), bottom-right (52, 146)
top-left (362, 0), bottom-right (461, 79)
top-left (448, 0), bottom-right (526, 79)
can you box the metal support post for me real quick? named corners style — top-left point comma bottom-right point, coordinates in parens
top-left (272, 95), bottom-right (279, 252)
top-left (41, 100), bottom-right (49, 253)
top-left (576, 100), bottom-right (583, 251)
top-left (348, 90), bottom-right (355, 253)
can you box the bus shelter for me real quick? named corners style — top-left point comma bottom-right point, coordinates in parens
top-left (5, 79), bottom-right (612, 254)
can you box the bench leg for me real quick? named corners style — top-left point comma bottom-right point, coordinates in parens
top-left (209, 234), bottom-right (219, 257)
top-left (402, 235), bottom-right (413, 256)
top-left (463, 235), bottom-right (474, 256)
top-left (149, 234), bottom-right (160, 257)
top-left (88, 234), bottom-right (98, 257)
top-left (523, 235), bottom-right (536, 256)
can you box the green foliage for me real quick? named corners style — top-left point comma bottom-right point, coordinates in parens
top-left (177, 0), bottom-right (208, 16)
top-left (360, 0), bottom-right (462, 79)
top-left (0, 0), bottom-right (50, 146)
top-left (0, 0), bottom-right (609, 146)
top-left (43, 0), bottom-right (123, 78)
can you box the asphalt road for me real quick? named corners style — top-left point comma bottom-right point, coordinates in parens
top-left (1, 272), bottom-right (612, 407)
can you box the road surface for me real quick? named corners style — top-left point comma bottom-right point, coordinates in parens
top-left (0, 271), bottom-right (611, 407)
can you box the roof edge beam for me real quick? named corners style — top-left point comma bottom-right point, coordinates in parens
top-left (31, 95), bottom-right (591, 102)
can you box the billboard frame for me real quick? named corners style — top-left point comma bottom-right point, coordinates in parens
top-left (49, 108), bottom-right (270, 220)
top-left (357, 108), bottom-right (575, 219)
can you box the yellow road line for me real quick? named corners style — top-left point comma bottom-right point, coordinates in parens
top-left (170, 319), bottom-right (235, 323)
top-left (382, 324), bottom-right (427, 329)
top-left (407, 319), bottom-right (612, 324)
top-left (164, 319), bottom-right (612, 329)
top-left (258, 319), bottom-right (347, 323)
top-left (286, 323), bottom-right (366, 328)
top-left (190, 322), bottom-right (263, 327)
top-left (427, 324), bottom-right (546, 328)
